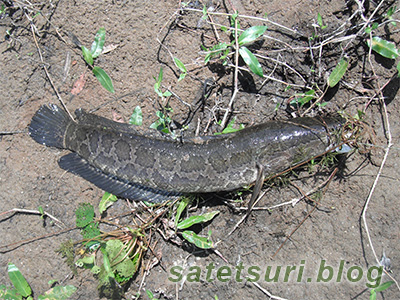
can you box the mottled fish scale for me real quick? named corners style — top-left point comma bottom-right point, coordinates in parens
top-left (29, 104), bottom-right (344, 203)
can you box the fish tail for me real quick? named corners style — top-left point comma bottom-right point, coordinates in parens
top-left (29, 104), bottom-right (72, 148)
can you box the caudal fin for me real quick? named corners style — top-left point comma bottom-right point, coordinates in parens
top-left (29, 104), bottom-right (72, 149)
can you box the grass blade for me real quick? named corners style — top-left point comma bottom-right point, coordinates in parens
top-left (93, 66), bottom-right (115, 93)
top-left (238, 25), bottom-right (267, 46)
top-left (8, 263), bottom-right (31, 298)
top-left (328, 57), bottom-right (348, 87)
top-left (174, 57), bottom-right (187, 81)
top-left (239, 46), bottom-right (263, 77)
top-left (81, 46), bottom-right (93, 66)
top-left (91, 27), bottom-right (106, 58)
top-left (174, 197), bottom-right (191, 228)
top-left (374, 281), bottom-right (394, 292)
top-left (368, 37), bottom-right (400, 59)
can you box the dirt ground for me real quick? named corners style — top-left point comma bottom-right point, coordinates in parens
top-left (1, 0), bottom-right (400, 299)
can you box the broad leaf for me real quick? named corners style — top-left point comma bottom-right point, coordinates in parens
top-left (129, 106), bottom-right (143, 126)
top-left (239, 46), bottom-right (263, 77)
top-left (91, 27), bottom-right (106, 58)
top-left (181, 230), bottom-right (214, 249)
top-left (93, 66), bottom-right (115, 93)
top-left (214, 118), bottom-right (244, 135)
top-left (99, 192), bottom-right (118, 214)
top-left (328, 57), bottom-right (348, 87)
top-left (0, 284), bottom-right (21, 300)
top-left (75, 203), bottom-right (95, 228)
top-left (238, 26), bottom-right (267, 46)
top-left (8, 263), bottom-right (31, 298)
top-left (177, 211), bottom-right (219, 229)
top-left (368, 37), bottom-right (400, 59)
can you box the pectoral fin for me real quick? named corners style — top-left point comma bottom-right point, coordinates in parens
top-left (246, 163), bottom-right (265, 220)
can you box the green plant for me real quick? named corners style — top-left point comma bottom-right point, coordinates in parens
top-left (153, 67), bottom-right (172, 98)
top-left (129, 106), bottom-right (143, 126)
top-left (149, 109), bottom-right (173, 134)
top-left (0, 263), bottom-right (76, 300)
top-left (202, 12), bottom-right (267, 77)
top-left (174, 198), bottom-right (219, 249)
top-left (99, 192), bottom-right (118, 214)
top-left (146, 290), bottom-right (159, 300)
top-left (73, 203), bottom-right (149, 295)
top-left (81, 27), bottom-right (115, 93)
top-left (364, 6), bottom-right (400, 76)
top-left (173, 57), bottom-right (187, 81)
top-left (214, 118), bottom-right (244, 135)
top-left (369, 280), bottom-right (394, 300)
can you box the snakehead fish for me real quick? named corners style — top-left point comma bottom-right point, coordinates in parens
top-left (29, 104), bottom-right (344, 203)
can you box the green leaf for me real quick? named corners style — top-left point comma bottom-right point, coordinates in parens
top-left (38, 285), bottom-right (77, 300)
top-left (204, 42), bottom-right (229, 64)
top-left (91, 27), bottom-right (106, 58)
top-left (81, 222), bottom-right (101, 240)
top-left (328, 57), bottom-right (348, 87)
top-left (238, 26), bottom-right (267, 46)
top-left (100, 247), bottom-right (115, 279)
top-left (397, 61), bottom-right (400, 77)
top-left (368, 37), bottom-right (400, 59)
top-left (146, 290), bottom-right (156, 300)
top-left (91, 265), bottom-right (101, 274)
top-left (7, 263), bottom-right (31, 298)
top-left (129, 106), bottom-right (143, 126)
top-left (215, 118), bottom-right (244, 135)
top-left (105, 240), bottom-right (136, 279)
top-left (162, 90), bottom-right (172, 97)
top-left (99, 192), bottom-right (118, 214)
top-left (174, 57), bottom-right (187, 81)
top-left (369, 289), bottom-right (376, 300)
top-left (239, 46), bottom-right (263, 77)
top-left (150, 110), bottom-right (172, 133)
top-left (48, 279), bottom-right (58, 286)
top-left (177, 211), bottom-right (219, 229)
top-left (387, 6), bottom-right (396, 18)
top-left (374, 281), bottom-right (394, 292)
top-left (0, 285), bottom-right (21, 300)
top-left (75, 203), bottom-right (95, 228)
top-left (174, 57), bottom-right (187, 73)
top-left (75, 254), bottom-right (96, 268)
top-left (174, 197), bottom-right (191, 228)
top-left (290, 89), bottom-right (316, 107)
top-left (202, 4), bottom-right (207, 20)
top-left (93, 66), bottom-right (115, 93)
top-left (154, 67), bottom-right (164, 96)
top-left (317, 13), bottom-right (327, 29)
top-left (81, 46), bottom-right (93, 66)
top-left (181, 230), bottom-right (214, 249)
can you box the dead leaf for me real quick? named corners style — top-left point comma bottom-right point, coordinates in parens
top-left (71, 73), bottom-right (86, 95)
top-left (112, 110), bottom-right (125, 123)
top-left (102, 44), bottom-right (119, 54)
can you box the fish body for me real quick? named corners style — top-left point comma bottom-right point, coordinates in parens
top-left (29, 104), bottom-right (343, 203)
